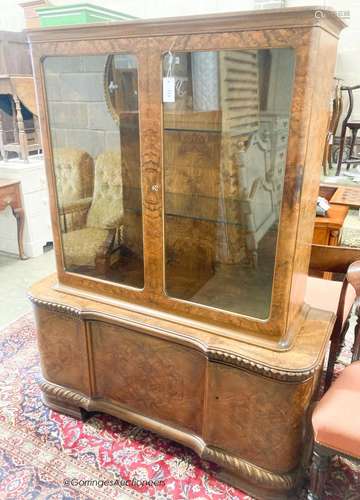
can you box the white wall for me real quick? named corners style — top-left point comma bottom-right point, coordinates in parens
top-left (287, 1), bottom-right (360, 119)
top-left (0, 0), bottom-right (25, 31)
top-left (11, 0), bottom-right (360, 119)
top-left (334, 1), bottom-right (360, 120)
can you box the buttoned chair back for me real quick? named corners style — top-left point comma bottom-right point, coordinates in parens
top-left (54, 148), bottom-right (94, 232)
top-left (61, 150), bottom-right (123, 273)
top-left (86, 150), bottom-right (123, 229)
top-left (54, 148), bottom-right (94, 207)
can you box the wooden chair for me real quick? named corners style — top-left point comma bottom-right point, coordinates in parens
top-left (307, 360), bottom-right (360, 500)
top-left (308, 244), bottom-right (360, 392)
top-left (335, 84), bottom-right (360, 176)
top-left (322, 78), bottom-right (342, 175)
top-left (0, 95), bottom-right (42, 162)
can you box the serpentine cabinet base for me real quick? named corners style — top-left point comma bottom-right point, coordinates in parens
top-left (29, 275), bottom-right (333, 500)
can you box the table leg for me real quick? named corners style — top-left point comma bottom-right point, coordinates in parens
top-left (11, 206), bottom-right (28, 260)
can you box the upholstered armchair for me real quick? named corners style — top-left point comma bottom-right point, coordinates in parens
top-left (306, 248), bottom-right (360, 499)
top-left (308, 359), bottom-right (360, 500)
top-left (53, 148), bottom-right (94, 233)
top-left (62, 151), bottom-right (124, 274)
top-left (308, 244), bottom-right (360, 391)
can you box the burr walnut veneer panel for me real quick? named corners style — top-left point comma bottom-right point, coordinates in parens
top-left (30, 273), bottom-right (333, 499)
top-left (28, 7), bottom-right (344, 499)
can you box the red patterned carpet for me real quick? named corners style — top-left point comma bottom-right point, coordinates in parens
top-left (0, 313), bottom-right (358, 500)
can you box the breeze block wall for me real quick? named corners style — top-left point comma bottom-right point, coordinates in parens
top-left (44, 55), bottom-right (120, 159)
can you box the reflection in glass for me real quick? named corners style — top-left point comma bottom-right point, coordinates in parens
top-left (44, 54), bottom-right (144, 288)
top-left (163, 49), bottom-right (295, 319)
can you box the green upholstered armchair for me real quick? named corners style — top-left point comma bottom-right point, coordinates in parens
top-left (62, 151), bottom-right (124, 274)
top-left (54, 148), bottom-right (94, 233)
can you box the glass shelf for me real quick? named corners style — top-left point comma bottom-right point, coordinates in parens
top-left (162, 48), bottom-right (294, 319)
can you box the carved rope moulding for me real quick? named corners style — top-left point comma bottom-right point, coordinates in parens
top-left (30, 296), bottom-right (315, 382)
top-left (40, 378), bottom-right (296, 491)
top-left (203, 447), bottom-right (296, 489)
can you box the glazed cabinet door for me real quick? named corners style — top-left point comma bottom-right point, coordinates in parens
top-left (157, 36), bottom-right (300, 336)
top-left (37, 27), bottom-right (323, 341)
top-left (42, 52), bottom-right (146, 292)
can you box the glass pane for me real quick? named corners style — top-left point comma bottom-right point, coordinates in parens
top-left (44, 54), bottom-right (144, 288)
top-left (163, 49), bottom-right (295, 319)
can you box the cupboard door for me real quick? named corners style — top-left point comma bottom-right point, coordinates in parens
top-left (162, 49), bottom-right (295, 319)
top-left (43, 54), bottom-right (144, 289)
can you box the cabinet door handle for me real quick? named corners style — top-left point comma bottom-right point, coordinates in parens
top-left (151, 184), bottom-right (160, 192)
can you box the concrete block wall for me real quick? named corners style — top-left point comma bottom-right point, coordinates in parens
top-left (44, 54), bottom-right (120, 159)
top-left (42, 2), bottom-right (360, 141)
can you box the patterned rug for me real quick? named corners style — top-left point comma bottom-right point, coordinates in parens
top-left (0, 314), bottom-right (359, 500)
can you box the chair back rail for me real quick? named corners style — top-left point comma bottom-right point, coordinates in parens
top-left (336, 84), bottom-right (360, 175)
top-left (310, 243), bottom-right (360, 273)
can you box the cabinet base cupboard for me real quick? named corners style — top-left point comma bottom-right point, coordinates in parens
top-left (28, 8), bottom-right (344, 499)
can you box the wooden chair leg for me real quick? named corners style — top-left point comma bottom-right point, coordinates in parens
top-left (336, 124), bottom-right (347, 176)
top-left (349, 128), bottom-right (357, 160)
top-left (351, 309), bottom-right (360, 362)
top-left (327, 142), bottom-right (333, 170)
top-left (324, 318), bottom-right (344, 393)
top-left (339, 318), bottom-right (350, 352)
top-left (95, 255), bottom-right (108, 276)
top-left (13, 95), bottom-right (29, 163)
top-left (308, 445), bottom-right (332, 500)
top-left (322, 136), bottom-right (329, 176)
top-left (324, 337), bottom-right (340, 392)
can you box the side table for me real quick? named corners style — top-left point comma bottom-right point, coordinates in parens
top-left (0, 179), bottom-right (28, 259)
top-left (330, 186), bottom-right (360, 209)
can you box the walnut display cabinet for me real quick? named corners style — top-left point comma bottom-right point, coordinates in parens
top-left (28, 8), bottom-right (344, 499)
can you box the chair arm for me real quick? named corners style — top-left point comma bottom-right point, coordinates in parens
top-left (347, 261), bottom-right (360, 362)
top-left (94, 222), bottom-right (124, 260)
top-left (59, 197), bottom-right (92, 215)
top-left (103, 228), bottom-right (117, 251)
top-left (94, 228), bottom-right (117, 270)
top-left (347, 261), bottom-right (360, 298)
